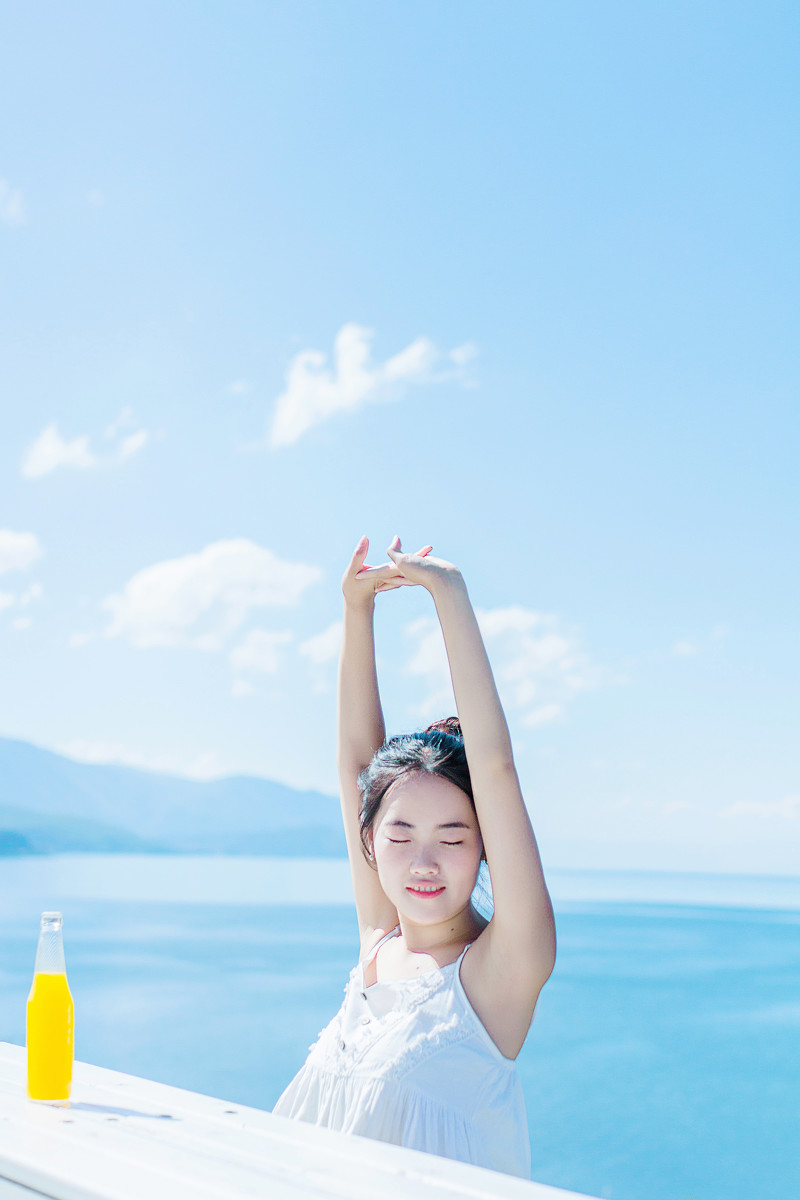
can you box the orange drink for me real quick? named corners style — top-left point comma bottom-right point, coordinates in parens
top-left (26, 912), bottom-right (74, 1103)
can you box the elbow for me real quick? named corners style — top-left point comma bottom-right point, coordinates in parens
top-left (534, 911), bottom-right (557, 986)
top-left (534, 941), bottom-right (556, 995)
top-left (544, 934), bottom-right (557, 982)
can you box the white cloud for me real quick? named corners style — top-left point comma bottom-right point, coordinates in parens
top-left (22, 409), bottom-right (150, 479)
top-left (299, 621), bottom-right (342, 665)
top-left (1, 583), bottom-right (43, 622)
top-left (231, 679), bottom-right (257, 698)
top-left (58, 740), bottom-right (226, 780)
top-left (102, 539), bottom-right (321, 649)
top-left (297, 619), bottom-right (344, 696)
top-left (269, 323), bottom-right (477, 447)
top-left (722, 796), bottom-right (800, 821)
top-left (230, 628), bottom-right (293, 673)
top-left (103, 406), bottom-right (136, 439)
top-left (449, 342), bottom-right (478, 367)
top-left (19, 583), bottom-right (43, 606)
top-left (403, 605), bottom-right (601, 727)
top-left (523, 703), bottom-right (563, 728)
top-left (671, 625), bottom-right (731, 658)
top-left (22, 424), bottom-right (96, 477)
top-left (0, 179), bottom-right (25, 225)
top-left (403, 616), bottom-right (453, 717)
top-left (0, 530), bottom-right (42, 574)
top-left (119, 430), bottom-right (149, 459)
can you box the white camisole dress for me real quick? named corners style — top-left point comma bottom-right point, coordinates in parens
top-left (272, 926), bottom-right (531, 1179)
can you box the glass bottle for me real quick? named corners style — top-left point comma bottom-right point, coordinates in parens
top-left (26, 911), bottom-right (74, 1103)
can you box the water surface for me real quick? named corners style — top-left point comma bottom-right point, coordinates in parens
top-left (1, 856), bottom-right (797, 1200)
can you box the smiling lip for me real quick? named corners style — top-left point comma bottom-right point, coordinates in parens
top-left (406, 885), bottom-right (446, 898)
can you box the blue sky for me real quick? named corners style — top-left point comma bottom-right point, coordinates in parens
top-left (1, 1), bottom-right (797, 874)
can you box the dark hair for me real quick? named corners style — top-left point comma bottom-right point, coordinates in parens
top-left (357, 717), bottom-right (485, 863)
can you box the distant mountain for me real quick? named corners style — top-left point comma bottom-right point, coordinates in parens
top-left (0, 736), bottom-right (346, 856)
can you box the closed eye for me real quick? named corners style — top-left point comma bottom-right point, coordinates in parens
top-left (387, 838), bottom-right (464, 845)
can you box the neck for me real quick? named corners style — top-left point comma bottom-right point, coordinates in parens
top-left (396, 903), bottom-right (485, 956)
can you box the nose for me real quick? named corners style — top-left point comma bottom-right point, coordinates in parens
top-left (410, 847), bottom-right (439, 876)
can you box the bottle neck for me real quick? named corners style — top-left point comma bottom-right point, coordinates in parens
top-left (34, 921), bottom-right (66, 975)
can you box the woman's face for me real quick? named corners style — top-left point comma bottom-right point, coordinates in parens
top-left (371, 771), bottom-right (483, 924)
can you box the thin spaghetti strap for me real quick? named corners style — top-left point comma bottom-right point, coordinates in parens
top-left (365, 924), bottom-right (401, 965)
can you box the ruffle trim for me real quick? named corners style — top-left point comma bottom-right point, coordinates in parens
top-left (356, 957), bottom-right (463, 1011)
top-left (309, 1008), bottom-right (475, 1081)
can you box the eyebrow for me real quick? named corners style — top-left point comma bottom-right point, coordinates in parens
top-left (385, 820), bottom-right (472, 830)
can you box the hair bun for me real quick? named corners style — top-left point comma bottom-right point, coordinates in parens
top-left (423, 716), bottom-right (462, 739)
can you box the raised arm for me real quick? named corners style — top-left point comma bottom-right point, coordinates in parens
top-left (385, 541), bottom-right (556, 995)
top-left (338, 537), bottom-right (430, 943)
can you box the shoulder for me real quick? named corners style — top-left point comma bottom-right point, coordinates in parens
top-left (464, 916), bottom-right (555, 997)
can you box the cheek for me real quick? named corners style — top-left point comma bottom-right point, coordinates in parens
top-left (449, 844), bottom-right (482, 876)
top-left (375, 841), bottom-right (408, 868)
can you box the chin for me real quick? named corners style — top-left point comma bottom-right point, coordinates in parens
top-left (401, 895), bottom-right (470, 922)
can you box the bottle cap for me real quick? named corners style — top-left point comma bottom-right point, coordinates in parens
top-left (40, 911), bottom-right (63, 925)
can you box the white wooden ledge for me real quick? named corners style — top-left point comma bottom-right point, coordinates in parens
top-left (0, 1043), bottom-right (594, 1200)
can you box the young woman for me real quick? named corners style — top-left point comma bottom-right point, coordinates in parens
top-left (273, 535), bottom-right (556, 1178)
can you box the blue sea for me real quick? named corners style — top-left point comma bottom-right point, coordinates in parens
top-left (1, 856), bottom-right (798, 1200)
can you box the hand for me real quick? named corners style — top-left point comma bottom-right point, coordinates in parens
top-left (385, 536), bottom-right (463, 594)
top-left (342, 535), bottom-right (433, 607)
